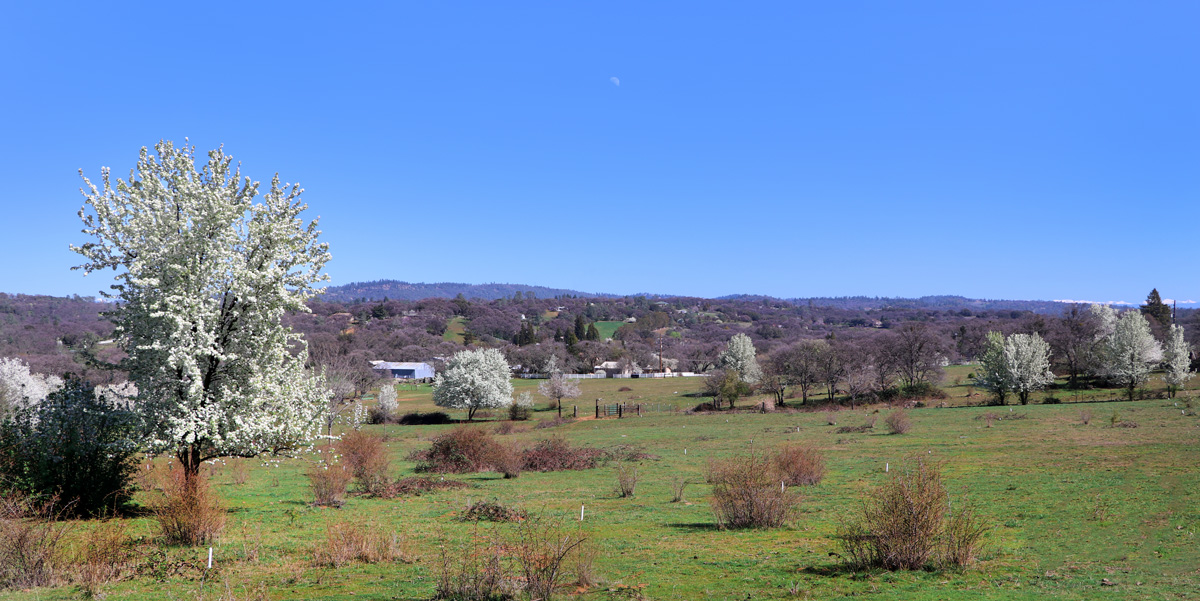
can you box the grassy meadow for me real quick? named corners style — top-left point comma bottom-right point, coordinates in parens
top-left (3, 374), bottom-right (1199, 601)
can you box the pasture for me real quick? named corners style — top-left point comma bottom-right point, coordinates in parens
top-left (2, 375), bottom-right (1198, 601)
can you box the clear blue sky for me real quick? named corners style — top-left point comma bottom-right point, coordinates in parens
top-left (1, 2), bottom-right (1196, 304)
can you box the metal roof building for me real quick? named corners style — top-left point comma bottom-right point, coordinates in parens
top-left (373, 361), bottom-right (436, 379)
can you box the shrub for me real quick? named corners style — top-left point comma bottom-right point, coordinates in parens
top-left (415, 426), bottom-right (504, 474)
top-left (773, 445), bottom-right (826, 486)
top-left (885, 409), bottom-right (912, 435)
top-left (824, 409), bottom-right (838, 426)
top-left (512, 517), bottom-right (588, 601)
top-left (534, 416), bottom-right (575, 430)
top-left (227, 459), bottom-right (250, 486)
top-left (508, 404), bottom-right (532, 421)
top-left (670, 477), bottom-right (690, 503)
top-left (434, 526), bottom-right (513, 601)
top-left (522, 437), bottom-right (607, 472)
top-left (493, 421), bottom-right (527, 436)
top-left (617, 386), bottom-right (633, 392)
top-left (376, 477), bottom-right (469, 498)
top-left (1042, 396), bottom-right (1061, 405)
top-left (150, 465), bottom-right (226, 546)
top-left (74, 520), bottom-right (136, 597)
top-left (398, 411), bottom-right (454, 425)
top-left (493, 444), bottom-right (524, 479)
top-left (1079, 410), bottom-right (1092, 425)
top-left (705, 450), bottom-right (799, 529)
top-left (336, 430), bottom-right (391, 495)
top-left (307, 462), bottom-right (354, 507)
top-left (568, 537), bottom-right (599, 589)
top-left (836, 459), bottom-right (987, 570)
top-left (615, 464), bottom-right (639, 497)
top-left (0, 492), bottom-right (71, 589)
top-left (312, 520), bottom-right (409, 567)
top-left (459, 500), bottom-right (527, 523)
top-left (0, 377), bottom-right (139, 518)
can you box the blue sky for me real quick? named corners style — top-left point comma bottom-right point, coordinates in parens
top-left (1, 2), bottom-right (1196, 304)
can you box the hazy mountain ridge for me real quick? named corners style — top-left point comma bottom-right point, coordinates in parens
top-left (319, 280), bottom-right (611, 302)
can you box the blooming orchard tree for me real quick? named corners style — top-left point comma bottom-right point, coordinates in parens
top-left (432, 348), bottom-right (513, 420)
top-left (0, 357), bottom-right (64, 418)
top-left (1005, 333), bottom-right (1056, 405)
top-left (71, 141), bottom-right (331, 480)
top-left (719, 333), bottom-right (762, 384)
top-left (1102, 311), bottom-right (1163, 402)
top-left (1163, 324), bottom-right (1193, 398)
top-left (538, 373), bottom-right (581, 416)
top-left (377, 381), bottom-right (399, 416)
top-left (973, 332), bottom-right (1011, 405)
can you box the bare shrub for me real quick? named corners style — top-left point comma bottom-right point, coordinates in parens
top-left (228, 459), bottom-right (250, 486)
top-left (494, 421), bottom-right (527, 436)
top-left (376, 477), bottom-right (469, 498)
top-left (942, 503), bottom-right (988, 568)
top-left (312, 520), bottom-right (409, 567)
top-left (568, 537), bottom-right (599, 589)
top-left (521, 437), bottom-right (607, 472)
top-left (493, 444), bottom-right (523, 479)
top-left (434, 527), bottom-right (514, 601)
top-left (617, 386), bottom-right (633, 392)
top-left (1078, 410), bottom-right (1092, 425)
top-left (459, 500), bottom-right (527, 523)
top-left (615, 464), bottom-right (639, 498)
top-left (825, 409), bottom-right (838, 426)
top-left (836, 459), bottom-right (986, 570)
top-left (307, 462), bottom-right (354, 507)
top-left (415, 426), bottom-right (504, 474)
top-left (74, 520), bottom-right (136, 597)
top-left (885, 409), bottom-right (912, 435)
top-left (336, 430), bottom-right (391, 494)
top-left (151, 466), bottom-right (225, 545)
top-left (773, 445), bottom-right (826, 486)
top-left (398, 411), bottom-right (454, 425)
top-left (705, 450), bottom-right (798, 529)
top-left (512, 517), bottom-right (588, 601)
top-left (534, 416), bottom-right (576, 430)
top-left (0, 493), bottom-right (71, 589)
top-left (670, 477), bottom-right (690, 503)
top-left (977, 412), bottom-right (1000, 428)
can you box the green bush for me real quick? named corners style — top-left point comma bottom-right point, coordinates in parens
top-left (0, 377), bottom-right (139, 518)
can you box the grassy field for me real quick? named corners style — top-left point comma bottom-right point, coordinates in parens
top-left (4, 375), bottom-right (1199, 601)
top-left (443, 317), bottom-right (467, 344)
top-left (593, 321), bottom-right (624, 341)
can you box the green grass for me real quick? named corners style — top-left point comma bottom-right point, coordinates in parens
top-left (5, 377), bottom-right (1199, 601)
top-left (442, 316), bottom-right (466, 343)
top-left (593, 320), bottom-right (624, 341)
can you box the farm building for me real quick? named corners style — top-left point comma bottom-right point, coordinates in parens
top-left (372, 361), bottom-right (436, 380)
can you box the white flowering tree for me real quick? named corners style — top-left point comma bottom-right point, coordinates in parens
top-left (0, 357), bottom-right (64, 418)
top-left (1163, 324), bottom-right (1193, 398)
top-left (1006, 333), bottom-right (1056, 405)
top-left (538, 373), bottom-right (581, 416)
top-left (377, 380), bottom-right (399, 416)
top-left (1102, 311), bottom-right (1163, 402)
top-left (71, 141), bottom-right (331, 481)
top-left (973, 331), bottom-right (1011, 405)
top-left (432, 348), bottom-right (513, 420)
top-left (718, 333), bottom-right (762, 384)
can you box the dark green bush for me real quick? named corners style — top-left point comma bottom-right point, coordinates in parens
top-left (0, 377), bottom-right (139, 518)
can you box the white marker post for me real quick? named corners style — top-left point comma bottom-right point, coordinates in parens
top-left (207, 547), bottom-right (213, 569)
top-left (580, 504), bottom-right (585, 521)
top-left (885, 462), bottom-right (889, 473)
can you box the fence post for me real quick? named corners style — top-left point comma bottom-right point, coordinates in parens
top-left (618, 403), bottom-right (623, 418)
top-left (595, 399), bottom-right (600, 419)
top-left (573, 405), bottom-right (577, 418)
top-left (637, 404), bottom-right (642, 417)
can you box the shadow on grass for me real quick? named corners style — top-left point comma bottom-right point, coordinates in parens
top-left (667, 522), bottom-right (721, 531)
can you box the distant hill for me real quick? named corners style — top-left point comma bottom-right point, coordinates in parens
top-left (319, 280), bottom-right (610, 302)
top-left (786, 295), bottom-right (1072, 314)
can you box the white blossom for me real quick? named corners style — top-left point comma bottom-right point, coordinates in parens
top-left (0, 357), bottom-right (64, 417)
top-left (718, 333), bottom-right (762, 384)
top-left (1101, 310), bottom-right (1162, 400)
top-left (973, 331), bottom-right (1010, 405)
top-left (377, 381), bottom-right (398, 415)
top-left (1004, 333), bottom-right (1056, 405)
top-left (1163, 324), bottom-right (1193, 397)
top-left (432, 348), bottom-right (513, 420)
top-left (71, 141), bottom-right (331, 476)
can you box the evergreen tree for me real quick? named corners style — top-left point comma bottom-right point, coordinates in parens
top-left (574, 314), bottom-right (587, 340)
top-left (1140, 288), bottom-right (1172, 330)
top-left (586, 323), bottom-right (601, 341)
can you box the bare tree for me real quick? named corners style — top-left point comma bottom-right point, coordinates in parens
top-left (885, 323), bottom-right (946, 390)
top-left (1047, 304), bottom-right (1099, 390)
